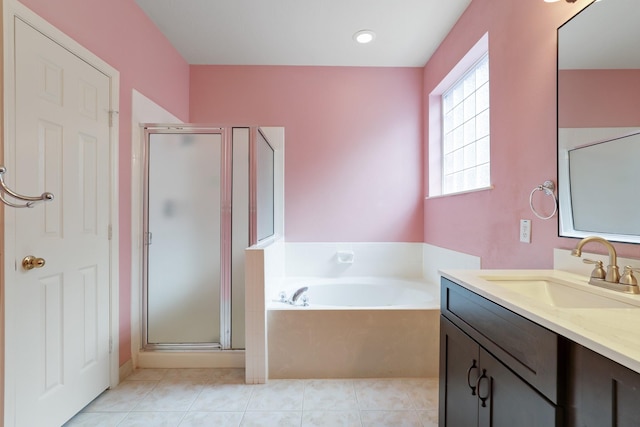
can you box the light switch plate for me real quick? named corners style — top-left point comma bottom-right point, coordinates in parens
top-left (520, 219), bottom-right (531, 243)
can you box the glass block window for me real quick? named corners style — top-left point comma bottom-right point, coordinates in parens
top-left (441, 54), bottom-right (490, 195)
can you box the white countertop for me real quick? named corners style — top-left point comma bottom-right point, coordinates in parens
top-left (440, 269), bottom-right (640, 374)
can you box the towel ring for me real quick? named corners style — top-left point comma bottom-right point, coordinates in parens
top-left (529, 180), bottom-right (557, 220)
top-left (0, 166), bottom-right (54, 208)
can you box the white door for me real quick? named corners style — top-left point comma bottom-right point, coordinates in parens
top-left (4, 17), bottom-right (112, 427)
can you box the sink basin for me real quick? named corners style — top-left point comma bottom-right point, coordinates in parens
top-left (479, 276), bottom-right (638, 309)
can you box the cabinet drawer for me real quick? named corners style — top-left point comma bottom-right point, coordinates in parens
top-left (441, 277), bottom-right (562, 403)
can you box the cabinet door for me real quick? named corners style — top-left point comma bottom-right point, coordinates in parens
top-left (478, 347), bottom-right (560, 427)
top-left (568, 343), bottom-right (640, 427)
top-left (440, 316), bottom-right (480, 427)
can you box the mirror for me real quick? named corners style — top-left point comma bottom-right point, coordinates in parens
top-left (557, 0), bottom-right (640, 243)
top-left (256, 129), bottom-right (275, 242)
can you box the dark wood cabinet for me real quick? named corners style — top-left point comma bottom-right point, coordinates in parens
top-left (439, 277), bottom-right (562, 427)
top-left (439, 316), bottom-right (481, 426)
top-left (479, 344), bottom-right (558, 427)
top-left (440, 275), bottom-right (640, 427)
top-left (567, 343), bottom-right (640, 427)
top-left (440, 316), bottom-right (559, 427)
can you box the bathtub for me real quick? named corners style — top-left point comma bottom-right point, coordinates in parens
top-left (272, 276), bottom-right (439, 309)
top-left (267, 277), bottom-right (440, 379)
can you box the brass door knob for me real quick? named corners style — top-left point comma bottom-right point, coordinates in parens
top-left (22, 255), bottom-right (46, 271)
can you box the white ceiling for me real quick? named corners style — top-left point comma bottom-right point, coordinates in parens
top-left (134, 0), bottom-right (471, 67)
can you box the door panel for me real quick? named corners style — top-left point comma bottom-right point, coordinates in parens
top-left (479, 347), bottom-right (559, 427)
top-left (40, 120), bottom-right (64, 235)
top-left (6, 18), bottom-right (112, 427)
top-left (146, 132), bottom-right (223, 345)
top-left (440, 316), bottom-right (480, 427)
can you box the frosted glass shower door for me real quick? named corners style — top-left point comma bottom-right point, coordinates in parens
top-left (146, 131), bottom-right (224, 346)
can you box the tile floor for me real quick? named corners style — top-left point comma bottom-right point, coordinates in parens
top-left (64, 368), bottom-right (439, 427)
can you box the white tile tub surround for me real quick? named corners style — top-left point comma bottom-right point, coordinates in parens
top-left (284, 242), bottom-right (481, 283)
top-left (284, 242), bottom-right (425, 278)
top-left (424, 243), bottom-right (481, 285)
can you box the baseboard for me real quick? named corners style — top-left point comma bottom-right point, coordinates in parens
top-left (119, 359), bottom-right (134, 382)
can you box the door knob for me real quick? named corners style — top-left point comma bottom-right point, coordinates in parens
top-left (22, 255), bottom-right (46, 271)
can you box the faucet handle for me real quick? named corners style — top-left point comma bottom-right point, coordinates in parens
top-left (583, 258), bottom-right (606, 280)
top-left (620, 266), bottom-right (640, 286)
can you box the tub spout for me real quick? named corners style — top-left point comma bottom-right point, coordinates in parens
top-left (290, 286), bottom-right (308, 304)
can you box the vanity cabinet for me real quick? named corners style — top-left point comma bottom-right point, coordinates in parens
top-left (439, 278), bottom-right (562, 427)
top-left (440, 273), bottom-right (640, 427)
top-left (566, 343), bottom-right (640, 427)
top-left (440, 317), bottom-right (559, 426)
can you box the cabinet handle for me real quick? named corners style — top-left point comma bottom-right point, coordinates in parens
top-left (476, 369), bottom-right (490, 408)
top-left (466, 359), bottom-right (479, 395)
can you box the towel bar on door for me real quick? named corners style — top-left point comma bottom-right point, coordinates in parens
top-left (0, 166), bottom-right (54, 208)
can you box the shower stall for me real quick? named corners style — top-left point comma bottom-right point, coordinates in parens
top-left (141, 125), bottom-right (276, 351)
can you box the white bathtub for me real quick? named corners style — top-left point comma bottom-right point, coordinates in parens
top-left (271, 276), bottom-right (440, 309)
top-left (267, 276), bottom-right (440, 379)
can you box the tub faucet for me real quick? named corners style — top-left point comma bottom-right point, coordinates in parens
top-left (571, 236), bottom-right (620, 284)
top-left (290, 286), bottom-right (308, 304)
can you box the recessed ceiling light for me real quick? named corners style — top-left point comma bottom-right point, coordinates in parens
top-left (353, 30), bottom-right (376, 44)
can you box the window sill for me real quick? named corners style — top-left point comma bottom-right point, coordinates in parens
top-left (426, 185), bottom-right (494, 200)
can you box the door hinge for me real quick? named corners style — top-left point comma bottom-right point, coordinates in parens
top-left (109, 337), bottom-right (113, 354)
top-left (108, 224), bottom-right (113, 240)
top-left (145, 232), bottom-right (152, 245)
top-left (109, 110), bottom-right (119, 127)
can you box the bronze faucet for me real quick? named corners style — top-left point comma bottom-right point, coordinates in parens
top-left (571, 236), bottom-right (620, 283)
top-left (571, 236), bottom-right (639, 294)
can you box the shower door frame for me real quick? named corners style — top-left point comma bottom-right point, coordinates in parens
top-left (141, 125), bottom-right (233, 351)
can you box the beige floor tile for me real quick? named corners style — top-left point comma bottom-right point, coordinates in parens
top-left (209, 368), bottom-right (246, 384)
top-left (417, 409), bottom-right (439, 427)
top-left (133, 380), bottom-right (204, 411)
top-left (65, 369), bottom-right (440, 427)
top-left (190, 383), bottom-right (254, 411)
top-left (303, 379), bottom-right (358, 411)
top-left (63, 412), bottom-right (128, 427)
top-left (246, 380), bottom-right (305, 411)
top-left (240, 411), bottom-right (302, 427)
top-left (180, 411), bottom-right (244, 426)
top-left (82, 381), bottom-right (158, 412)
top-left (302, 410), bottom-right (362, 427)
top-left (360, 410), bottom-right (423, 427)
top-left (354, 379), bottom-right (414, 410)
top-left (118, 411), bottom-right (185, 426)
top-left (401, 378), bottom-right (439, 409)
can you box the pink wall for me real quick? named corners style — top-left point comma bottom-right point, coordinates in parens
top-left (15, 0), bottom-right (640, 370)
top-left (559, 69), bottom-right (640, 127)
top-left (422, 0), bottom-right (640, 268)
top-left (18, 0), bottom-right (190, 365)
top-left (190, 66), bottom-right (424, 242)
